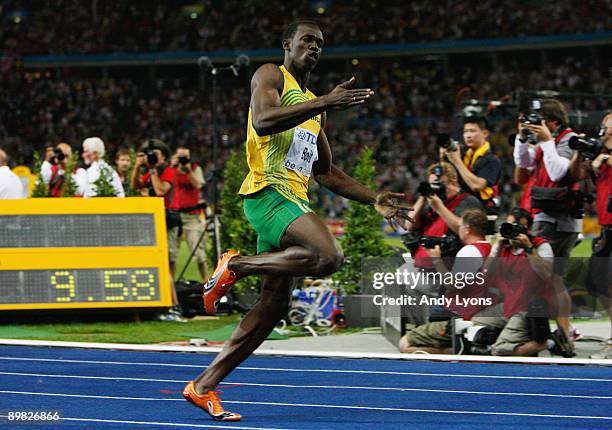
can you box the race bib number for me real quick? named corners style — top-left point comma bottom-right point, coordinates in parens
top-left (284, 127), bottom-right (318, 176)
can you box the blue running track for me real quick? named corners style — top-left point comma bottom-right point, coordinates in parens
top-left (0, 345), bottom-right (610, 429)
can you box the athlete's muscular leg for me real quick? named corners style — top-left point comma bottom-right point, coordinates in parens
top-left (229, 213), bottom-right (344, 278)
top-left (193, 213), bottom-right (341, 393)
top-left (193, 275), bottom-right (294, 393)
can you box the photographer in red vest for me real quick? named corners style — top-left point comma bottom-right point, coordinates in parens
top-left (45, 142), bottom-right (85, 197)
top-left (404, 162), bottom-right (483, 270)
top-left (168, 145), bottom-right (208, 281)
top-left (576, 113), bottom-right (612, 352)
top-left (487, 208), bottom-right (574, 357)
top-left (512, 99), bottom-right (579, 340)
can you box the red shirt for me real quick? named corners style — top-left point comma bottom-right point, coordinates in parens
top-left (141, 166), bottom-right (176, 208)
top-left (169, 164), bottom-right (203, 214)
top-left (49, 165), bottom-right (65, 197)
top-left (595, 149), bottom-right (612, 226)
top-left (49, 164), bottom-right (81, 197)
top-left (492, 237), bottom-right (552, 318)
top-left (531, 128), bottom-right (578, 215)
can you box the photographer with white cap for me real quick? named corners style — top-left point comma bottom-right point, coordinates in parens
top-left (78, 137), bottom-right (125, 198)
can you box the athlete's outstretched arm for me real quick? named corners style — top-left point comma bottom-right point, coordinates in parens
top-left (251, 64), bottom-right (373, 136)
top-left (313, 127), bottom-right (412, 224)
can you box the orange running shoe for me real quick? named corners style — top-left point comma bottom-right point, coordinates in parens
top-left (203, 250), bottom-right (240, 315)
top-left (183, 381), bottom-right (241, 421)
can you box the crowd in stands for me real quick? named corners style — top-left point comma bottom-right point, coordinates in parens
top-left (5, 49), bottom-right (610, 216)
top-left (1, 0), bottom-right (611, 55)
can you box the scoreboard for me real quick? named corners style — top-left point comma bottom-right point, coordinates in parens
top-left (0, 198), bottom-right (173, 310)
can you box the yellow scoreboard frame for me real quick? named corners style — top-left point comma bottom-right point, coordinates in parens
top-left (0, 197), bottom-right (173, 310)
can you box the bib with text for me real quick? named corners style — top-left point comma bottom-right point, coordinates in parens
top-left (284, 127), bottom-right (318, 176)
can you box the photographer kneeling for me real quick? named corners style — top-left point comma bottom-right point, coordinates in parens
top-left (488, 208), bottom-right (573, 357)
top-left (399, 209), bottom-right (503, 354)
top-left (401, 162), bottom-right (483, 325)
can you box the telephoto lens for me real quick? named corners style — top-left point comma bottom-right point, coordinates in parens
top-left (568, 136), bottom-right (602, 160)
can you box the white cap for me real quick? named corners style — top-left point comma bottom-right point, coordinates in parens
top-left (83, 137), bottom-right (105, 158)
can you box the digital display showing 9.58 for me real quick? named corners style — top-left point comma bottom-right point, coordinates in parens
top-left (0, 268), bottom-right (160, 305)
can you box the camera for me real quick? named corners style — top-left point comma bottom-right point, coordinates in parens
top-left (417, 165), bottom-right (447, 199)
top-left (417, 181), bottom-right (447, 200)
top-left (401, 231), bottom-right (421, 255)
top-left (499, 222), bottom-right (528, 240)
top-left (419, 234), bottom-right (461, 256)
top-left (146, 149), bottom-right (158, 166)
top-left (178, 155), bottom-right (190, 166)
top-left (437, 133), bottom-right (460, 152)
top-left (52, 148), bottom-right (65, 164)
top-left (519, 112), bottom-right (544, 144)
top-left (569, 136), bottom-right (602, 160)
top-left (520, 112), bottom-right (544, 126)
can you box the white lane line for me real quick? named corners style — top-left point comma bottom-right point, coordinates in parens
top-left (3, 338), bottom-right (610, 365)
top-left (0, 415), bottom-right (290, 430)
top-left (1, 391), bottom-right (610, 421)
top-left (1, 356), bottom-right (611, 382)
top-left (1, 371), bottom-right (611, 400)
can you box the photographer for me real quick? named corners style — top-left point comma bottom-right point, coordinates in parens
top-left (512, 99), bottom-right (579, 338)
top-left (40, 143), bottom-right (55, 185)
top-left (581, 113), bottom-right (612, 345)
top-left (406, 162), bottom-right (483, 265)
top-left (45, 142), bottom-right (85, 197)
top-left (487, 208), bottom-right (574, 357)
top-left (131, 139), bottom-right (175, 203)
top-left (400, 163), bottom-right (482, 325)
top-left (399, 209), bottom-right (503, 354)
top-left (513, 99), bottom-right (580, 258)
top-left (168, 145), bottom-right (208, 281)
top-left (440, 117), bottom-right (501, 210)
top-left (131, 139), bottom-right (184, 322)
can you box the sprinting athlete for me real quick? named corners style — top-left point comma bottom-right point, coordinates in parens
top-left (183, 19), bottom-right (411, 421)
